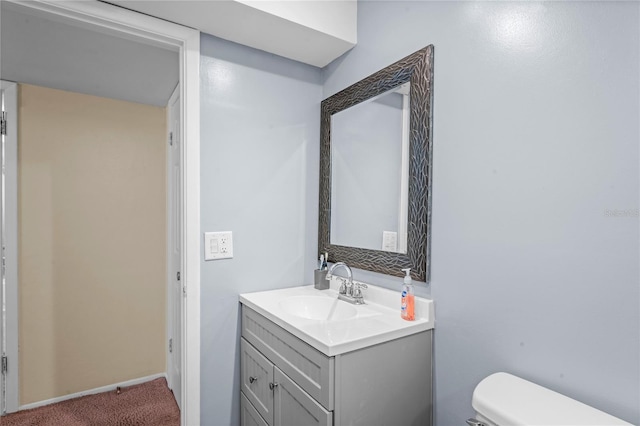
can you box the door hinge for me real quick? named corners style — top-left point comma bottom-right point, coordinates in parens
top-left (177, 271), bottom-right (180, 281)
top-left (169, 338), bottom-right (173, 354)
top-left (1, 111), bottom-right (6, 136)
top-left (169, 132), bottom-right (173, 146)
top-left (2, 356), bottom-right (7, 375)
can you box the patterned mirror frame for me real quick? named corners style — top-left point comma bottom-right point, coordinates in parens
top-left (318, 45), bottom-right (434, 282)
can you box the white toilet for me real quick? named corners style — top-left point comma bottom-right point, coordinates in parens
top-left (468, 372), bottom-right (632, 426)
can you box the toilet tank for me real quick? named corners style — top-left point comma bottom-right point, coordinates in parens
top-left (470, 372), bottom-right (631, 426)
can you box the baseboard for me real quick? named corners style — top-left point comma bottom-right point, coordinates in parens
top-left (19, 372), bottom-right (168, 411)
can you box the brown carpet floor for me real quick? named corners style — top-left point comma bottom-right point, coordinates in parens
top-left (1, 377), bottom-right (180, 426)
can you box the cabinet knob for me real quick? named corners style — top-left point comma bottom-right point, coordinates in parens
top-left (249, 376), bottom-right (257, 384)
top-left (269, 382), bottom-right (279, 390)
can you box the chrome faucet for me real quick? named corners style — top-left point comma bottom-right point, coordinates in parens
top-left (326, 262), bottom-right (367, 304)
top-left (326, 262), bottom-right (353, 295)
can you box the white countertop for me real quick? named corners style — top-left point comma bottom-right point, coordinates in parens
top-left (239, 279), bottom-right (435, 356)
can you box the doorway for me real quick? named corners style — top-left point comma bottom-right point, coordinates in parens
top-left (0, 2), bottom-right (200, 424)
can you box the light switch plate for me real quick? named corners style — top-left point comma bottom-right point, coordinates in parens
top-left (204, 231), bottom-right (233, 260)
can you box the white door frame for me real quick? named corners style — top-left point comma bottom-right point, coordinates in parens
top-left (2, 2), bottom-right (201, 424)
top-left (1, 80), bottom-right (19, 415)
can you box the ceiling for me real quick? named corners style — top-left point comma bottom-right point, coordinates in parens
top-left (0, 2), bottom-right (179, 107)
top-left (107, 0), bottom-right (356, 68)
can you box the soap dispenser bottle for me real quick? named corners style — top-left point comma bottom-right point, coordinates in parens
top-left (400, 268), bottom-right (415, 321)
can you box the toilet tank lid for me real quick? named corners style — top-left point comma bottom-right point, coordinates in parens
top-left (472, 373), bottom-right (631, 426)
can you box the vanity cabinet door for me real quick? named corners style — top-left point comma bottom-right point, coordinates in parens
top-left (241, 338), bottom-right (274, 425)
top-left (273, 367), bottom-right (332, 426)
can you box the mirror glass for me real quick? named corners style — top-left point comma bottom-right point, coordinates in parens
top-left (330, 83), bottom-right (410, 253)
top-left (318, 45), bottom-right (434, 282)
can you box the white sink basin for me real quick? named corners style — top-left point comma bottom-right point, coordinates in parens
top-left (240, 283), bottom-right (434, 356)
top-left (279, 295), bottom-right (357, 321)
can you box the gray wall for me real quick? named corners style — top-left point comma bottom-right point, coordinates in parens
top-left (322, 1), bottom-right (639, 425)
top-left (200, 34), bottom-right (322, 425)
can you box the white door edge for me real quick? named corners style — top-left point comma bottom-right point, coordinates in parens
top-left (1, 79), bottom-right (19, 414)
top-left (2, 3), bottom-right (201, 424)
top-left (166, 83), bottom-right (182, 407)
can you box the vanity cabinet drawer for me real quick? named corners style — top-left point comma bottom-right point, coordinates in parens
top-left (242, 306), bottom-right (334, 410)
top-left (241, 392), bottom-right (269, 426)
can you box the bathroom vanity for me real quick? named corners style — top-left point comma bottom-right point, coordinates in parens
top-left (239, 282), bottom-right (434, 426)
top-left (235, 44), bottom-right (438, 426)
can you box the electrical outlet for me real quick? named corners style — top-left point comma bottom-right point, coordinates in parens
top-left (204, 231), bottom-right (233, 260)
top-left (382, 231), bottom-right (397, 252)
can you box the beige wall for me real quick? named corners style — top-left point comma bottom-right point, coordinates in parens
top-left (18, 84), bottom-right (167, 404)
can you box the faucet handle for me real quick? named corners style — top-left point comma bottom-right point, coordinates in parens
top-left (338, 277), bottom-right (348, 294)
top-left (353, 281), bottom-right (367, 289)
top-left (352, 285), bottom-right (366, 304)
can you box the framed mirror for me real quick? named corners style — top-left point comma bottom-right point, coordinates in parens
top-left (318, 45), bottom-right (434, 282)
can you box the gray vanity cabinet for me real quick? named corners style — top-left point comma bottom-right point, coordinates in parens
top-left (240, 305), bottom-right (432, 426)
